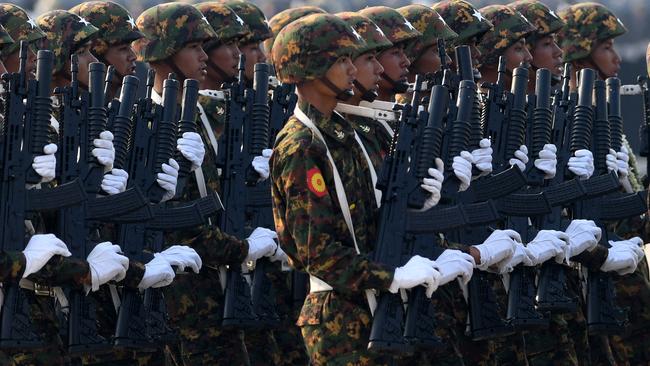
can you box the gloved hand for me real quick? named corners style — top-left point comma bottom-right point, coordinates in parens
top-left (503, 242), bottom-right (534, 273)
top-left (86, 242), bottom-right (129, 292)
top-left (158, 158), bottom-right (179, 202)
top-left (419, 158), bottom-right (444, 211)
top-left (101, 168), bottom-right (128, 195)
top-left (509, 145), bottom-right (529, 172)
top-left (92, 131), bottom-right (116, 170)
top-left (245, 227), bottom-right (278, 262)
top-left (605, 149), bottom-right (618, 173)
top-left (269, 244), bottom-right (288, 263)
top-left (453, 151), bottom-right (473, 191)
top-left (601, 238), bottom-right (645, 275)
top-left (137, 254), bottom-right (176, 290)
top-left (435, 249), bottom-right (475, 286)
top-left (177, 132), bottom-right (205, 172)
top-left (156, 245), bottom-right (202, 273)
top-left (525, 230), bottom-right (569, 265)
top-left (473, 229), bottom-right (520, 273)
top-left (471, 138), bottom-right (493, 178)
top-left (252, 149), bottom-right (272, 181)
top-left (32, 143), bottom-right (57, 183)
top-left (615, 146), bottom-right (629, 178)
top-left (567, 149), bottom-right (594, 179)
top-left (534, 144), bottom-right (557, 179)
top-left (389, 255), bottom-right (441, 297)
top-left (564, 219), bottom-right (602, 259)
top-left (22, 234), bottom-right (72, 278)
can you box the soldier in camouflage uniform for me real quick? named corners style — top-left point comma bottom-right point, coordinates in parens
top-left (133, 3), bottom-right (279, 365)
top-left (270, 12), bottom-right (448, 366)
top-left (264, 6), bottom-right (325, 56)
top-left (0, 4), bottom-right (45, 79)
top-left (558, 4), bottom-right (650, 365)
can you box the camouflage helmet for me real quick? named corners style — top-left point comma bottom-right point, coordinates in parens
top-left (69, 1), bottom-right (144, 57)
top-left (336, 12), bottom-right (393, 57)
top-left (132, 3), bottom-right (217, 63)
top-left (220, 0), bottom-right (271, 44)
top-left (195, 2), bottom-right (250, 51)
top-left (0, 4), bottom-right (44, 57)
top-left (0, 24), bottom-right (14, 55)
top-left (557, 3), bottom-right (627, 63)
top-left (509, 0), bottom-right (564, 45)
top-left (433, 0), bottom-right (493, 48)
top-left (265, 6), bottom-right (326, 55)
top-left (36, 10), bottom-right (99, 74)
top-left (358, 6), bottom-right (421, 48)
top-left (476, 5), bottom-right (536, 67)
top-left (272, 13), bottom-right (367, 84)
top-left (397, 5), bottom-right (457, 62)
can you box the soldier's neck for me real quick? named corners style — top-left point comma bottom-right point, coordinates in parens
top-left (296, 84), bottom-right (336, 118)
top-left (377, 88), bottom-right (395, 102)
top-left (153, 72), bottom-right (184, 103)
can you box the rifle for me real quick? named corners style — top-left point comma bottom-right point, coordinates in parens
top-left (637, 76), bottom-right (650, 181)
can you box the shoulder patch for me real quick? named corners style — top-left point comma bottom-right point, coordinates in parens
top-left (307, 167), bottom-right (327, 198)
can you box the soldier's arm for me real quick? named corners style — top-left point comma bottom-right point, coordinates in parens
top-left (27, 256), bottom-right (92, 290)
top-left (0, 251), bottom-right (27, 281)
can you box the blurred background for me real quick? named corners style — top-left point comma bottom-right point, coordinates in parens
top-left (15, 0), bottom-right (650, 173)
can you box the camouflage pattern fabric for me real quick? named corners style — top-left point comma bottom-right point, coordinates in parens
top-left (132, 3), bottom-right (216, 63)
top-left (0, 4), bottom-right (45, 57)
top-left (271, 13), bottom-right (367, 84)
top-left (69, 1), bottom-right (144, 57)
top-left (477, 5), bottom-right (536, 68)
top-left (0, 250), bottom-right (26, 281)
top-left (0, 24), bottom-right (14, 49)
top-left (35, 10), bottom-right (99, 74)
top-left (219, 0), bottom-right (270, 44)
top-left (265, 6), bottom-right (325, 55)
top-left (557, 2), bottom-right (627, 63)
top-left (358, 6), bottom-right (421, 47)
top-left (397, 5), bottom-right (457, 63)
top-left (195, 2), bottom-right (250, 51)
top-left (336, 12), bottom-right (393, 58)
top-left (433, 0), bottom-right (493, 48)
top-left (509, 0), bottom-right (564, 45)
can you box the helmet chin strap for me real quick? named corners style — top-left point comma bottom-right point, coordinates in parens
top-left (530, 61), bottom-right (562, 86)
top-left (381, 72), bottom-right (408, 93)
top-left (165, 60), bottom-right (188, 82)
top-left (320, 76), bottom-right (354, 101)
top-left (353, 80), bottom-right (378, 102)
top-left (207, 59), bottom-right (236, 84)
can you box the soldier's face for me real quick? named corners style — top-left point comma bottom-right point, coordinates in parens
top-left (590, 38), bottom-right (621, 78)
top-left (172, 41), bottom-right (209, 81)
top-left (353, 51), bottom-right (383, 93)
top-left (68, 41), bottom-right (98, 86)
top-left (503, 39), bottom-right (532, 71)
top-left (4, 46), bottom-right (37, 79)
top-left (239, 41), bottom-right (266, 81)
top-left (413, 40), bottom-right (449, 75)
top-left (103, 43), bottom-right (137, 77)
top-left (207, 40), bottom-right (241, 83)
top-left (377, 45), bottom-right (410, 92)
top-left (530, 35), bottom-right (563, 76)
top-left (318, 56), bottom-right (356, 96)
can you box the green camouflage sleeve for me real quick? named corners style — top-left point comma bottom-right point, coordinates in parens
top-left (27, 256), bottom-right (91, 289)
top-left (0, 251), bottom-right (26, 281)
top-left (570, 245), bottom-right (609, 270)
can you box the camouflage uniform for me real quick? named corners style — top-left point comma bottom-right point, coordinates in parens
top-left (396, 4), bottom-right (457, 64)
top-left (433, 0), bottom-right (493, 53)
top-left (265, 6), bottom-right (326, 56)
top-left (195, 2), bottom-right (249, 53)
top-left (476, 5), bottom-right (536, 69)
top-left (270, 13), bottom-right (397, 366)
top-left (0, 4), bottom-right (45, 57)
top-left (218, 0), bottom-right (271, 46)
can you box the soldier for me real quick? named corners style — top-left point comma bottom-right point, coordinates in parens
top-left (132, 3), bottom-right (279, 365)
top-left (264, 6), bottom-right (325, 56)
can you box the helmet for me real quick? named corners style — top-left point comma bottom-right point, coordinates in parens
top-left (36, 10), bottom-right (99, 74)
top-left (219, 0), bottom-right (271, 44)
top-left (397, 5), bottom-right (457, 62)
top-left (336, 12), bottom-right (393, 57)
top-left (433, 0), bottom-right (493, 48)
top-left (557, 2), bottom-right (626, 63)
top-left (0, 24), bottom-right (14, 55)
top-left (69, 1), bottom-right (144, 56)
top-left (0, 4), bottom-right (45, 56)
top-left (265, 6), bottom-right (325, 55)
top-left (132, 3), bottom-right (217, 62)
top-left (509, 0), bottom-right (564, 45)
top-left (476, 5), bottom-right (536, 67)
top-left (272, 13), bottom-right (366, 84)
top-left (195, 2), bottom-right (250, 51)
top-left (358, 6), bottom-right (421, 47)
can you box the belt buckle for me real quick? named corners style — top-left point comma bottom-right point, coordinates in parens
top-left (33, 283), bottom-right (53, 297)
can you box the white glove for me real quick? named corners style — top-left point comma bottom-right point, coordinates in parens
top-left (615, 146), bottom-right (629, 178)
top-left (177, 132), bottom-right (205, 172)
top-left (156, 245), bottom-right (202, 273)
top-left (525, 230), bottom-right (569, 265)
top-left (101, 168), bottom-right (128, 195)
top-left (534, 144), bottom-right (557, 179)
top-left (22, 234), bottom-right (72, 278)
top-left (245, 227), bottom-right (278, 262)
top-left (473, 229), bottom-right (520, 273)
top-left (601, 238), bottom-right (645, 275)
top-left (252, 149), bottom-right (272, 181)
top-left (269, 244), bottom-right (288, 263)
top-left (509, 145), bottom-right (529, 172)
top-left (605, 149), bottom-right (618, 173)
top-left (564, 219), bottom-right (602, 259)
top-left (32, 143), bottom-right (57, 183)
top-left (567, 149), bottom-right (594, 179)
top-left (158, 158), bottom-right (179, 202)
top-left (389, 255), bottom-right (441, 297)
top-left (86, 242), bottom-right (129, 292)
top-left (503, 242), bottom-right (534, 273)
top-left (453, 151), bottom-right (473, 191)
top-left (435, 249), bottom-right (475, 286)
top-left (137, 254), bottom-right (176, 290)
top-left (92, 131), bottom-right (116, 170)
top-left (471, 138), bottom-right (493, 177)
top-left (420, 158), bottom-right (444, 211)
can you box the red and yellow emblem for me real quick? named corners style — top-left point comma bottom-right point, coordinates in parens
top-left (307, 167), bottom-right (327, 198)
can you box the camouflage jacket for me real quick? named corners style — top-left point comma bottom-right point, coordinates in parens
top-left (346, 115), bottom-right (392, 172)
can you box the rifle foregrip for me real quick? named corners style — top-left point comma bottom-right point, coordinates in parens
top-left (251, 63), bottom-right (271, 155)
top-left (112, 75), bottom-right (139, 169)
top-left (177, 79), bottom-right (200, 178)
top-left (606, 78), bottom-right (624, 151)
top-left (592, 80), bottom-right (611, 174)
top-left (570, 69), bottom-right (596, 153)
